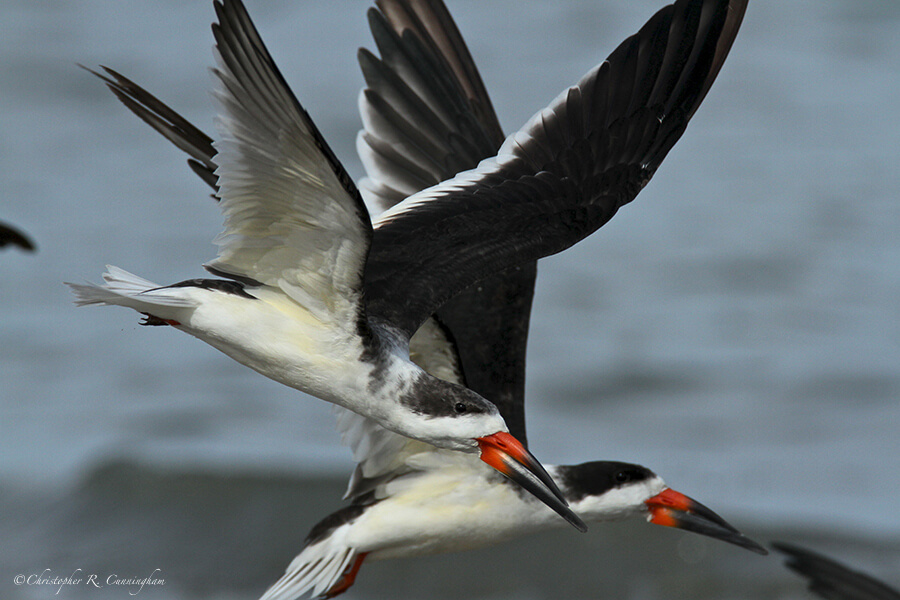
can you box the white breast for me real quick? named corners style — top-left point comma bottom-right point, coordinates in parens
top-left (346, 457), bottom-right (560, 560)
top-left (176, 286), bottom-right (374, 409)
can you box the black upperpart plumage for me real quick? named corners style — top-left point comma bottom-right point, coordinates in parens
top-left (166, 277), bottom-right (257, 299)
top-left (83, 0), bottom-right (746, 450)
top-left (305, 500), bottom-right (374, 546)
top-left (362, 0), bottom-right (747, 343)
top-left (556, 461), bottom-right (656, 503)
top-left (359, 0), bottom-right (537, 444)
top-left (398, 372), bottom-right (494, 418)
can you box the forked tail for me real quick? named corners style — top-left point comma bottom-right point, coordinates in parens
top-left (66, 266), bottom-right (197, 324)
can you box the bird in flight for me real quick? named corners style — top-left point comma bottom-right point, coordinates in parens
top-left (69, 0), bottom-right (745, 539)
top-left (71, 0), bottom-right (755, 597)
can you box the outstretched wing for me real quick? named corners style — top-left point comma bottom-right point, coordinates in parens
top-left (82, 0), bottom-right (534, 443)
top-left (337, 0), bottom-right (543, 493)
top-left (364, 0), bottom-right (748, 340)
top-left (207, 0), bottom-right (372, 324)
top-left (358, 0), bottom-right (535, 443)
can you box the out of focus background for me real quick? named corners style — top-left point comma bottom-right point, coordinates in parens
top-left (2, 1), bottom-right (898, 598)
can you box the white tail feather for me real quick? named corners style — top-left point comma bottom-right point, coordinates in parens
top-left (101, 265), bottom-right (164, 295)
top-left (260, 523), bottom-right (358, 600)
top-left (66, 265), bottom-right (196, 310)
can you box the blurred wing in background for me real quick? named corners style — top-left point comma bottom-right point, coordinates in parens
top-left (775, 542), bottom-right (900, 600)
top-left (0, 221), bottom-right (35, 251)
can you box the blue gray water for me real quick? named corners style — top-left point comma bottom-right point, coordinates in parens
top-left (2, 1), bottom-right (899, 599)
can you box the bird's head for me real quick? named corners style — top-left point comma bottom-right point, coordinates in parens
top-left (556, 461), bottom-right (767, 554)
top-left (398, 378), bottom-right (586, 532)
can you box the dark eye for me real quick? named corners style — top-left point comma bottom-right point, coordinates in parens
top-left (615, 471), bottom-right (630, 483)
top-left (454, 402), bottom-right (467, 414)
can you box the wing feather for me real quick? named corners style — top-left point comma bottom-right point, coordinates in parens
top-left (364, 0), bottom-right (747, 340)
top-left (774, 542), bottom-right (900, 600)
top-left (207, 0), bottom-right (372, 324)
top-left (358, 0), bottom-right (535, 442)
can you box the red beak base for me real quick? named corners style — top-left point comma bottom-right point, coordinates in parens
top-left (645, 488), bottom-right (767, 555)
top-left (477, 432), bottom-right (587, 533)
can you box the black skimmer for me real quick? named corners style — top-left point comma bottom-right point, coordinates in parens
top-left (68, 0), bottom-right (580, 531)
top-left (256, 460), bottom-right (764, 599)
top-left (774, 542), bottom-right (900, 600)
top-left (253, 2), bottom-right (760, 598)
top-left (71, 0), bottom-right (753, 597)
top-left (0, 221), bottom-right (35, 251)
top-left (67, 0), bottom-right (744, 542)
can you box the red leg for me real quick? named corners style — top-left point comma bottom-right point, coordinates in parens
top-left (324, 552), bottom-right (369, 599)
top-left (140, 313), bottom-right (181, 327)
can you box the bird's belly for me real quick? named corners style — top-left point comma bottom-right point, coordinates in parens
top-left (175, 291), bottom-right (368, 405)
top-left (351, 470), bottom-right (551, 560)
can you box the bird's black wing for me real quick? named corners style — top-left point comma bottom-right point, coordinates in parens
top-left (365, 0), bottom-right (747, 343)
top-left (0, 221), bottom-right (35, 251)
top-left (774, 542), bottom-right (900, 600)
top-left (359, 0), bottom-right (534, 443)
top-left (357, 0), bottom-right (504, 209)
